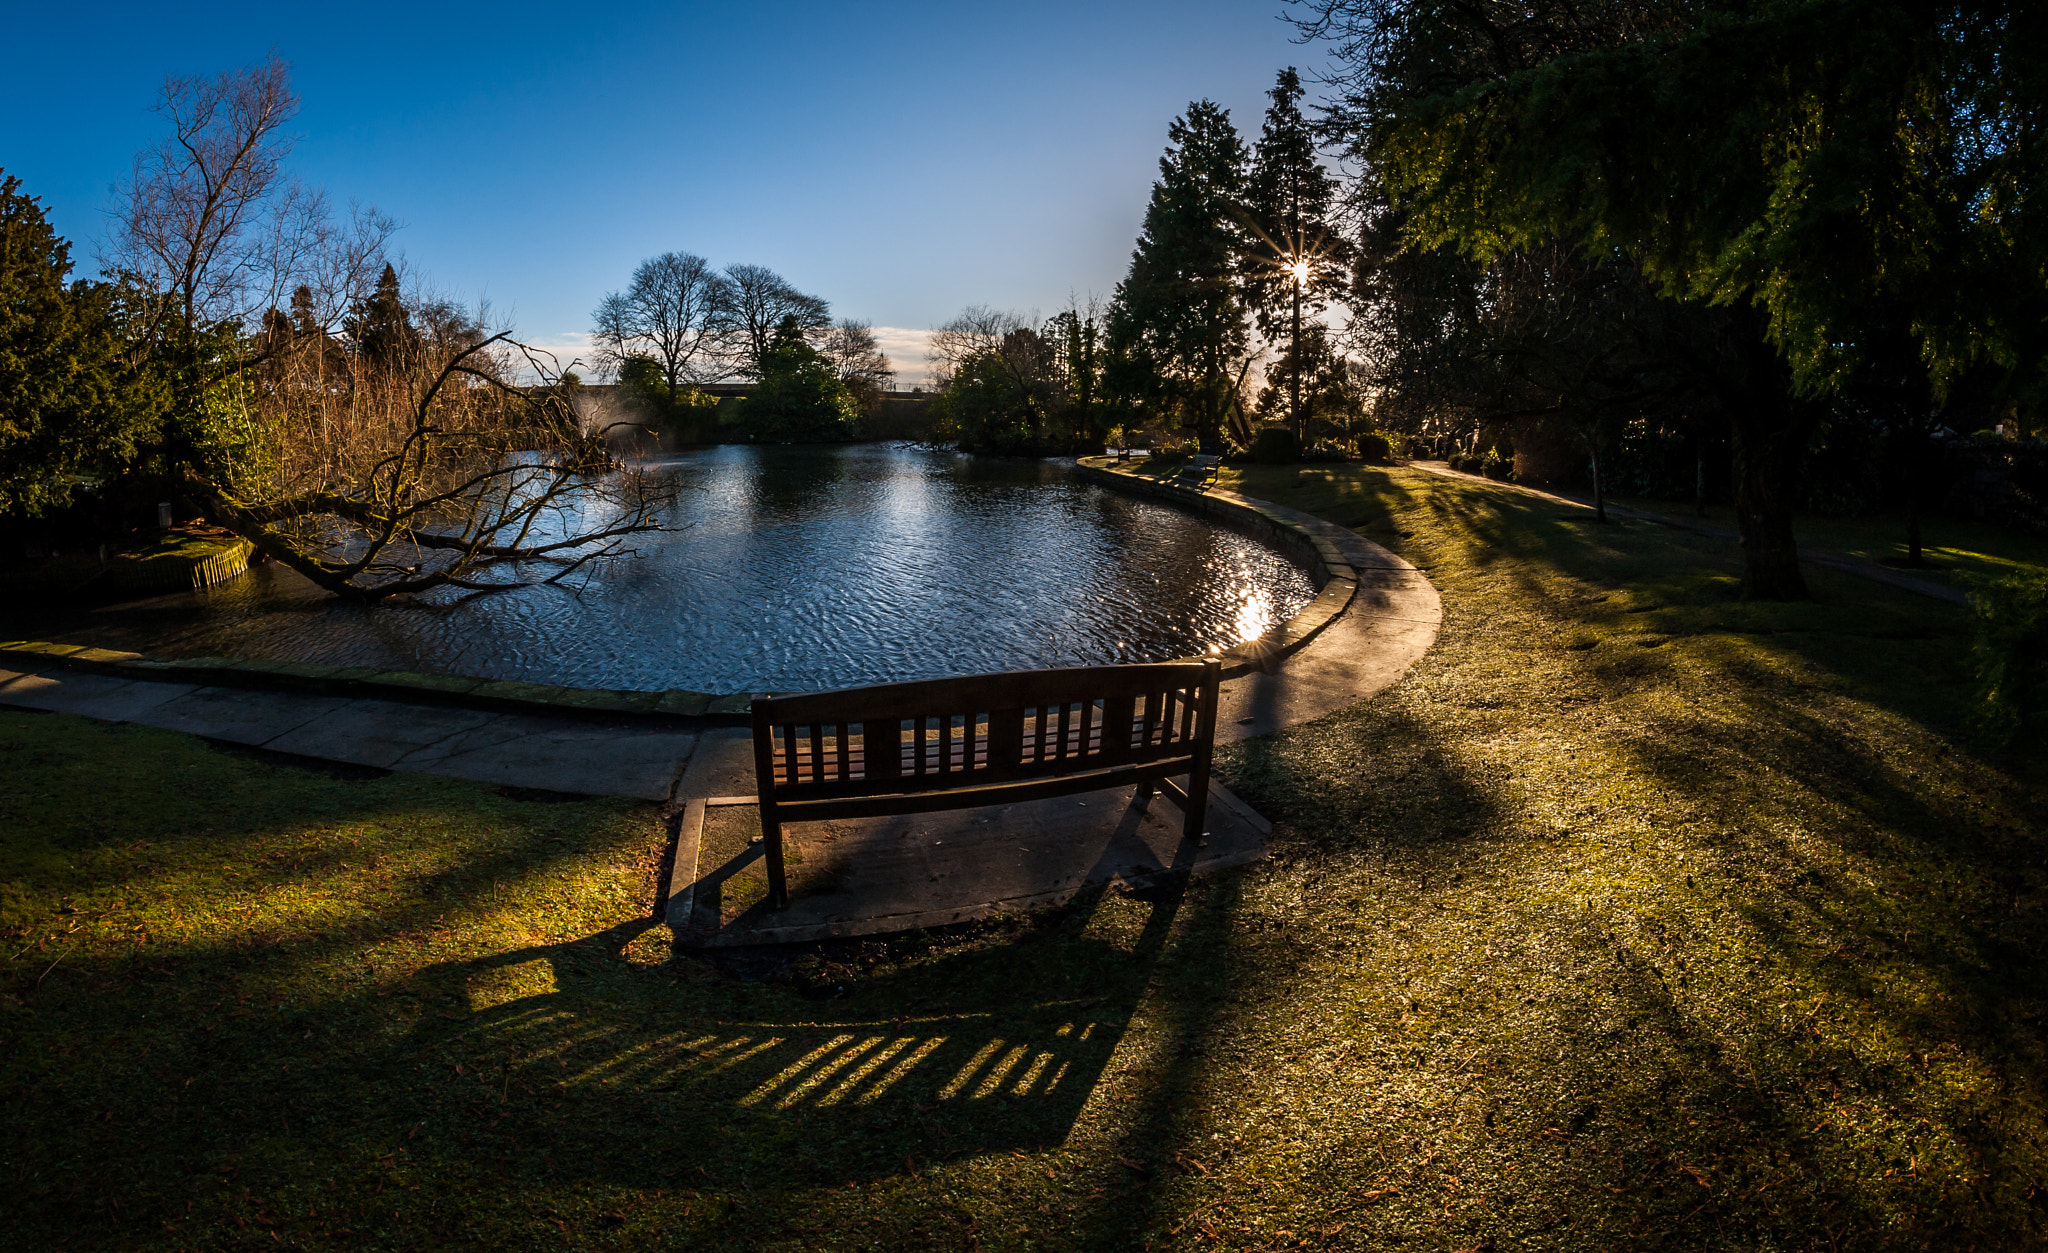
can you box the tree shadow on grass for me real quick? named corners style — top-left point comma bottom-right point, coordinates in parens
top-left (377, 875), bottom-right (1205, 1199)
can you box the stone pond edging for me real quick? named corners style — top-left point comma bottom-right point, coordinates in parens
top-left (0, 640), bottom-right (746, 725)
top-left (3, 459), bottom-right (1415, 726)
top-left (1072, 456), bottom-right (1414, 679)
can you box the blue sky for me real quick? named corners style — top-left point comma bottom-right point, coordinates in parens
top-left (1, 2), bottom-right (1325, 382)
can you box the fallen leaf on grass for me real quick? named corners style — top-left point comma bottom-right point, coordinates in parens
top-left (1117, 1155), bottom-right (1151, 1177)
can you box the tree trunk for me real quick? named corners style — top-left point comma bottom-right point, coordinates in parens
top-left (1730, 406), bottom-right (1808, 600)
top-left (1290, 281), bottom-right (1303, 444)
top-left (1695, 447), bottom-right (1707, 517)
top-left (1590, 442), bottom-right (1607, 523)
top-left (1905, 470), bottom-right (1923, 566)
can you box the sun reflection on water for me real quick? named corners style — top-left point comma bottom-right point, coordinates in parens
top-left (1233, 580), bottom-right (1279, 643)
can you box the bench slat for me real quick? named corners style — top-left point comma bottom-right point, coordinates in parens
top-left (750, 660), bottom-right (1220, 911)
top-left (774, 756), bottom-right (1198, 822)
top-left (755, 662), bottom-right (1210, 725)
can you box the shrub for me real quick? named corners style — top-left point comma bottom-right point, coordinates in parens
top-left (723, 316), bottom-right (861, 443)
top-left (1970, 574), bottom-right (2048, 754)
top-left (1358, 431), bottom-right (1394, 462)
top-left (1252, 426), bottom-right (1301, 465)
top-left (1483, 456), bottom-right (1515, 481)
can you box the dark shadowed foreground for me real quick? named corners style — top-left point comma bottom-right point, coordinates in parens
top-left (3, 464), bottom-right (2043, 1250)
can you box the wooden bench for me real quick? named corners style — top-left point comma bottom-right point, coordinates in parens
top-left (750, 660), bottom-right (1222, 908)
top-left (1174, 453), bottom-right (1221, 491)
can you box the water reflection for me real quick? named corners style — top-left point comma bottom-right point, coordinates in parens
top-left (19, 446), bottom-right (1315, 694)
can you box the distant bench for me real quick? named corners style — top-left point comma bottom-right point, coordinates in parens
top-left (1173, 454), bottom-right (1221, 492)
top-left (749, 661), bottom-right (1222, 908)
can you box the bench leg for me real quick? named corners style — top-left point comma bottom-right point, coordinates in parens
top-left (1183, 751), bottom-right (1213, 847)
top-left (762, 805), bottom-right (789, 909)
top-left (1180, 772), bottom-right (1211, 847)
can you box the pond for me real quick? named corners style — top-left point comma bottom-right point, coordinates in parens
top-left (20, 445), bottom-right (1318, 695)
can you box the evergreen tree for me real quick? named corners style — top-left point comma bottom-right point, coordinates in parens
top-left (727, 314), bottom-right (860, 443)
top-left (1306, 0), bottom-right (2048, 597)
top-left (1108, 101), bottom-right (1250, 452)
top-left (1047, 308), bottom-right (1103, 446)
top-left (0, 172), bottom-right (166, 517)
top-left (350, 263), bottom-right (413, 366)
top-left (1244, 68), bottom-right (1348, 441)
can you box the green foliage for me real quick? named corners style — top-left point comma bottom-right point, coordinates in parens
top-left (722, 315), bottom-right (859, 443)
top-left (1243, 68), bottom-right (1350, 437)
top-left (1361, 1), bottom-right (2047, 408)
top-left (1970, 574), bottom-right (2048, 754)
top-left (929, 349), bottom-right (1042, 454)
top-left (1251, 426), bottom-right (1301, 465)
top-left (0, 172), bottom-right (167, 517)
top-left (1046, 308), bottom-right (1104, 446)
top-left (1357, 430), bottom-right (1394, 462)
top-left (1107, 100), bottom-right (1249, 450)
top-left (1252, 322), bottom-right (1360, 434)
top-left (347, 263), bottom-right (412, 366)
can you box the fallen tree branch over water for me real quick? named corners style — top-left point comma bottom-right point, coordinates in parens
top-left (188, 333), bottom-right (673, 600)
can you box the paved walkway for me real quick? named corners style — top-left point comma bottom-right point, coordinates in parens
top-left (0, 664), bottom-right (698, 800)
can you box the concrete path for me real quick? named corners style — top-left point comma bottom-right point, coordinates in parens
top-left (1208, 493), bottom-right (1442, 739)
top-left (0, 663), bottom-right (698, 801)
top-left (1413, 460), bottom-right (1968, 604)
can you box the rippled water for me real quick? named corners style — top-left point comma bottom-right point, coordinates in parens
top-left (23, 445), bottom-right (1316, 694)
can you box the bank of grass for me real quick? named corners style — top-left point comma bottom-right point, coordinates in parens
top-left (4, 462), bottom-right (2045, 1250)
top-left (1592, 488), bottom-right (2048, 588)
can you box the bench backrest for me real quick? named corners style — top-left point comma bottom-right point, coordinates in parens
top-left (751, 660), bottom-right (1220, 804)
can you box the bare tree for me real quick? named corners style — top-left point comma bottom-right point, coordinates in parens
top-left (721, 264), bottom-right (830, 378)
top-left (109, 57), bottom-right (667, 600)
top-left (928, 306), bottom-right (1066, 438)
top-left (926, 305), bottom-right (1032, 388)
top-left (109, 54), bottom-right (393, 377)
top-left (816, 318), bottom-right (893, 406)
top-left (190, 325), bottom-right (673, 600)
top-left (592, 252), bottom-right (733, 400)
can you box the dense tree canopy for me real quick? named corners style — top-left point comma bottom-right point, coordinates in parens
top-left (726, 314), bottom-right (861, 443)
top-left (1243, 68), bottom-right (1350, 439)
top-left (0, 173), bottom-right (166, 518)
top-left (1284, 0), bottom-right (2048, 596)
top-left (1330, 0), bottom-right (2048, 407)
top-left (1108, 100), bottom-right (1251, 452)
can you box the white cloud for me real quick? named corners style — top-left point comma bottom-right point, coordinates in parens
top-left (507, 331), bottom-right (602, 381)
top-left (869, 325), bottom-right (937, 389)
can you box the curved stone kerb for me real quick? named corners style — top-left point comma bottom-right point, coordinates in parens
top-left (1072, 458), bottom-right (1442, 737)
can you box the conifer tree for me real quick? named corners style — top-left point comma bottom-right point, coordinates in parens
top-left (350, 263), bottom-right (413, 366)
top-left (1244, 68), bottom-right (1347, 442)
top-left (1108, 101), bottom-right (1249, 452)
top-left (0, 172), bottom-right (166, 517)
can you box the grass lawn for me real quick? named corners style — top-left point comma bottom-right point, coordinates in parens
top-left (4, 462), bottom-right (2045, 1250)
top-left (1590, 488), bottom-right (2048, 588)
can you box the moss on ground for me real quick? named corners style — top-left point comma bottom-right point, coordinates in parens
top-left (3, 463), bottom-right (2044, 1250)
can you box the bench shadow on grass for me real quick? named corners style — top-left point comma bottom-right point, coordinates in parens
top-left (392, 806), bottom-right (1219, 1191)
